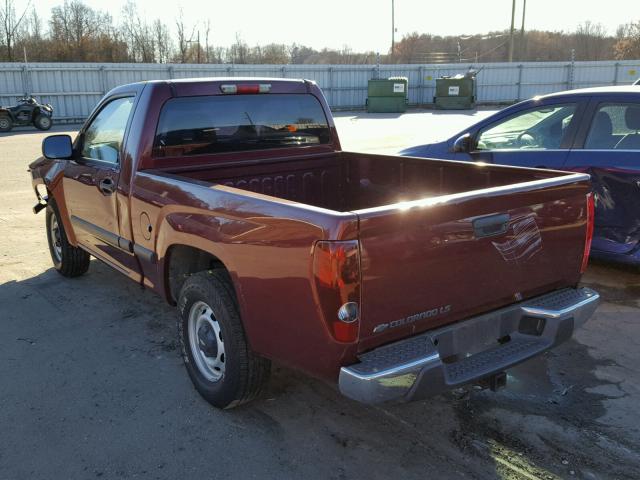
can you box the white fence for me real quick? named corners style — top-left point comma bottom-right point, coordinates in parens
top-left (1, 60), bottom-right (639, 121)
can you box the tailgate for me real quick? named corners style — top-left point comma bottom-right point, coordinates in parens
top-left (355, 174), bottom-right (591, 351)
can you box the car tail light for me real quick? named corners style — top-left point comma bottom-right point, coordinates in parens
top-left (580, 193), bottom-right (595, 274)
top-left (220, 84), bottom-right (271, 94)
top-left (312, 240), bottom-right (361, 343)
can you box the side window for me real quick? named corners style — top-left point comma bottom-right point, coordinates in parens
top-left (585, 103), bottom-right (640, 150)
top-left (476, 104), bottom-right (577, 151)
top-left (81, 97), bottom-right (134, 163)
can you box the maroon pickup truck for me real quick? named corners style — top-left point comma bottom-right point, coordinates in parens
top-left (30, 78), bottom-right (599, 408)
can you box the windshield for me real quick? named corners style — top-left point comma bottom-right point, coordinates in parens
top-left (153, 93), bottom-right (331, 157)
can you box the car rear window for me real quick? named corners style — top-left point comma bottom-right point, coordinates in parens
top-left (153, 94), bottom-right (331, 157)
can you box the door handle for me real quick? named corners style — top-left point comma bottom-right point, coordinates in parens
top-left (473, 213), bottom-right (510, 238)
top-left (99, 177), bottom-right (116, 195)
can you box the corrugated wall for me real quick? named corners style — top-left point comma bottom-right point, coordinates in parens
top-left (0, 60), bottom-right (638, 121)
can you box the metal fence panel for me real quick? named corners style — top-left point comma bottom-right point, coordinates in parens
top-left (1, 60), bottom-right (639, 121)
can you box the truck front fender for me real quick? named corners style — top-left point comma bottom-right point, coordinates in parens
top-left (29, 158), bottom-right (77, 244)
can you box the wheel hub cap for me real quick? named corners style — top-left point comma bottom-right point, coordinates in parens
top-left (50, 215), bottom-right (62, 262)
top-left (197, 323), bottom-right (218, 358)
top-left (188, 301), bottom-right (225, 382)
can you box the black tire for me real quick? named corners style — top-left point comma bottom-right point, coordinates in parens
top-left (34, 114), bottom-right (52, 131)
top-left (178, 271), bottom-right (271, 409)
top-left (0, 115), bottom-right (12, 132)
top-left (46, 199), bottom-right (90, 277)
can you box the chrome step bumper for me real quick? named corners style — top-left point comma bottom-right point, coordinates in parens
top-left (339, 287), bottom-right (599, 404)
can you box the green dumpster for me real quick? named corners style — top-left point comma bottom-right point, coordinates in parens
top-left (366, 77), bottom-right (408, 113)
top-left (434, 73), bottom-right (476, 110)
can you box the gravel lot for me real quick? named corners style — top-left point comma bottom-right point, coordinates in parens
top-left (1, 111), bottom-right (639, 480)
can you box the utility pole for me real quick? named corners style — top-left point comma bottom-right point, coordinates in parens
top-left (197, 30), bottom-right (201, 64)
top-left (520, 0), bottom-right (527, 60)
top-left (508, 0), bottom-right (516, 62)
top-left (391, 0), bottom-right (395, 56)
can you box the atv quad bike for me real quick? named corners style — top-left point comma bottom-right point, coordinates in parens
top-left (0, 96), bottom-right (53, 132)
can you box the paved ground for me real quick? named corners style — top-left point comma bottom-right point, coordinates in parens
top-left (1, 112), bottom-right (639, 480)
top-left (333, 108), bottom-right (496, 154)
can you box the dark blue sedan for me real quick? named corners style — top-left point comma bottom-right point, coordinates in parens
top-left (401, 86), bottom-right (640, 266)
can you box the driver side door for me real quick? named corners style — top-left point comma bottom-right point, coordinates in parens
top-left (63, 96), bottom-right (141, 280)
top-left (469, 100), bottom-right (585, 169)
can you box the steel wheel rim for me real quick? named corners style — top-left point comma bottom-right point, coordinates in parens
top-left (0, 118), bottom-right (8, 129)
top-left (188, 300), bottom-right (225, 382)
top-left (50, 214), bottom-right (62, 262)
top-left (39, 117), bottom-right (51, 128)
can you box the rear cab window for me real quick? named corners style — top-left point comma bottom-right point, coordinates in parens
top-left (153, 94), bottom-right (331, 158)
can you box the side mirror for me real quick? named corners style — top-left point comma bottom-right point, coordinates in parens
top-left (451, 133), bottom-right (472, 153)
top-left (42, 134), bottom-right (73, 160)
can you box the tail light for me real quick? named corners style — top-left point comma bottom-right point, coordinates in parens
top-left (580, 193), bottom-right (595, 274)
top-left (312, 240), bottom-right (361, 343)
top-left (220, 84), bottom-right (271, 94)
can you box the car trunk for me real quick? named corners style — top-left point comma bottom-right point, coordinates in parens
top-left (164, 151), bottom-right (591, 350)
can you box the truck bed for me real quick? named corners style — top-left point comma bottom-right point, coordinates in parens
top-left (159, 152), bottom-right (590, 350)
top-left (165, 151), bottom-right (561, 212)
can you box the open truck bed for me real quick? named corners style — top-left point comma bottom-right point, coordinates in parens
top-left (166, 151), bottom-right (563, 212)
top-left (157, 151), bottom-right (594, 352)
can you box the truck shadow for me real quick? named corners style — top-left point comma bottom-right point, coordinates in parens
top-left (1, 261), bottom-right (637, 479)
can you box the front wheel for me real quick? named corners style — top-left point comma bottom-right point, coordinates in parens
top-left (178, 271), bottom-right (270, 409)
top-left (34, 114), bottom-right (52, 131)
top-left (0, 115), bottom-right (12, 132)
top-left (46, 200), bottom-right (90, 277)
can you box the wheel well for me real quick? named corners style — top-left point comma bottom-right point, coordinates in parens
top-left (166, 245), bottom-right (233, 303)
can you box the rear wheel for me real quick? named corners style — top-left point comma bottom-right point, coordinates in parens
top-left (178, 271), bottom-right (270, 409)
top-left (46, 199), bottom-right (90, 277)
top-left (34, 114), bottom-right (52, 131)
top-left (0, 115), bottom-right (12, 132)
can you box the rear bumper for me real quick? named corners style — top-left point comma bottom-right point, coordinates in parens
top-left (339, 287), bottom-right (599, 404)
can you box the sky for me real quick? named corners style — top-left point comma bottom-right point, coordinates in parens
top-left (29, 0), bottom-right (638, 53)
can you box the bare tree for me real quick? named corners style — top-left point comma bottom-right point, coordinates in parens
top-left (574, 21), bottom-right (609, 60)
top-left (228, 32), bottom-right (248, 63)
top-left (0, 0), bottom-right (30, 61)
top-left (614, 20), bottom-right (640, 60)
top-left (175, 9), bottom-right (195, 63)
top-left (49, 0), bottom-right (121, 61)
top-left (27, 6), bottom-right (39, 38)
top-left (203, 19), bottom-right (211, 63)
top-left (394, 32), bottom-right (421, 63)
top-left (1, 1), bottom-right (632, 64)
top-left (153, 19), bottom-right (171, 63)
top-left (261, 43), bottom-right (289, 64)
top-left (121, 1), bottom-right (156, 62)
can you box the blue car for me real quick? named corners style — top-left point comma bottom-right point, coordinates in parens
top-left (401, 86), bottom-right (640, 266)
